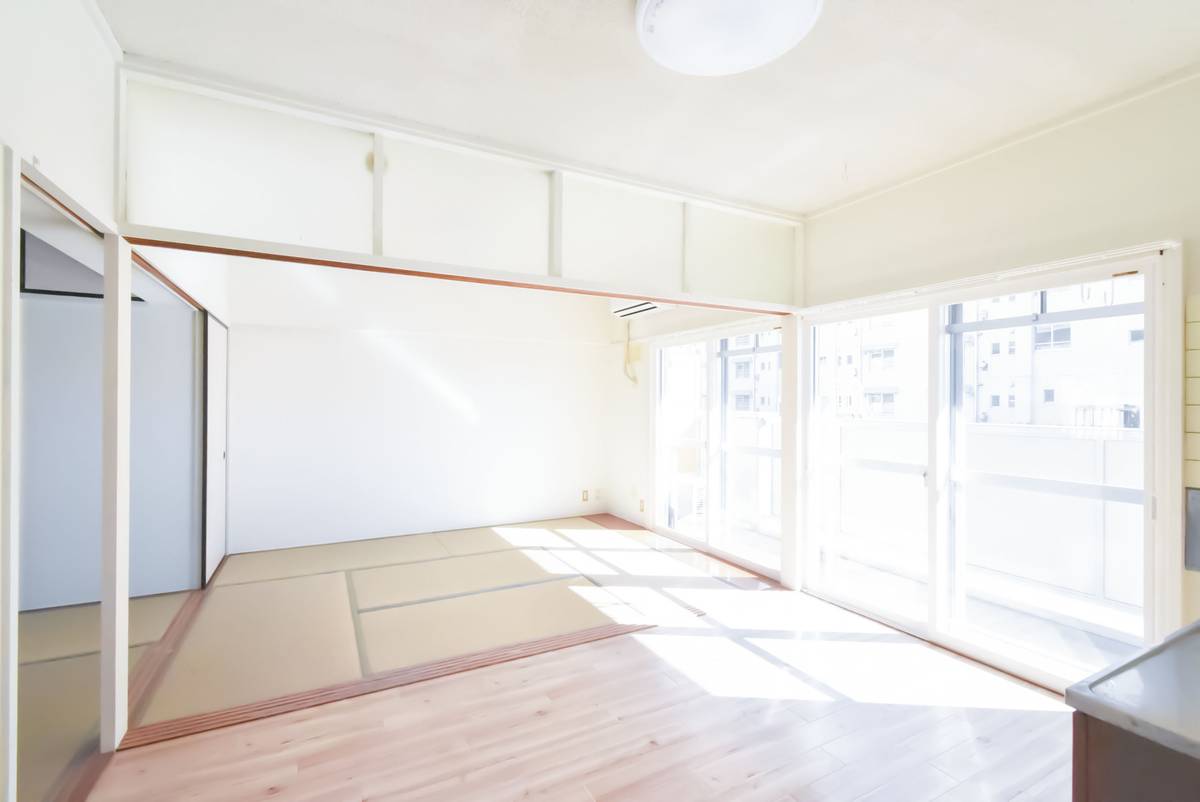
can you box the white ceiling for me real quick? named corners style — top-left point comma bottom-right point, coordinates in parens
top-left (98, 0), bottom-right (1200, 215)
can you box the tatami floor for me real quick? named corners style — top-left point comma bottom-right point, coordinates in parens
top-left (16, 592), bottom-right (190, 801)
top-left (88, 523), bottom-right (1073, 801)
top-left (131, 516), bottom-right (762, 732)
top-left (22, 516), bottom-right (1072, 801)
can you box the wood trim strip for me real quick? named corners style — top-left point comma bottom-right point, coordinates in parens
top-left (130, 250), bottom-right (209, 317)
top-left (126, 590), bottom-right (207, 724)
top-left (20, 175), bottom-right (103, 238)
top-left (118, 620), bottom-right (653, 750)
top-left (124, 236), bottom-right (791, 317)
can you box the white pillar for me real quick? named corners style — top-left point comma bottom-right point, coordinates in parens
top-left (780, 313), bottom-right (801, 589)
top-left (0, 145), bottom-right (22, 802)
top-left (100, 233), bottom-right (131, 752)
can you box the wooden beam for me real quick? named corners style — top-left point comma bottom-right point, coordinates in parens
top-left (0, 145), bottom-right (22, 802)
top-left (100, 233), bottom-right (132, 752)
top-left (122, 232), bottom-right (795, 318)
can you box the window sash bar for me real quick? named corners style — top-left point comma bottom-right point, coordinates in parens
top-left (956, 471), bottom-right (1143, 504)
top-left (945, 301), bottom-right (1144, 334)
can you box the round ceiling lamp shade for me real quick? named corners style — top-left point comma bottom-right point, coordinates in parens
top-left (635, 0), bottom-right (823, 77)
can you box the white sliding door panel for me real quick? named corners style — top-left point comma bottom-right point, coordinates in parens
top-left (684, 205), bottom-right (795, 304)
top-left (204, 316), bottom-right (228, 583)
top-left (125, 82), bottom-right (373, 252)
top-left (562, 177), bottom-right (683, 293)
top-left (381, 138), bottom-right (550, 275)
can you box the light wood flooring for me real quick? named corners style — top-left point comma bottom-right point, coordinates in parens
top-left (89, 561), bottom-right (1071, 802)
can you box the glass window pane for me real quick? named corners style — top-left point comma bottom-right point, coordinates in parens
top-left (810, 308), bottom-right (929, 622)
top-left (949, 275), bottom-right (1145, 681)
top-left (657, 342), bottom-right (708, 540)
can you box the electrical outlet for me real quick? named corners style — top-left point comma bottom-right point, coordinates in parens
top-left (582, 489), bottom-right (589, 502)
top-left (639, 499), bottom-right (645, 512)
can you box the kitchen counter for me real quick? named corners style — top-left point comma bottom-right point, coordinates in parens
top-left (1066, 619), bottom-right (1200, 801)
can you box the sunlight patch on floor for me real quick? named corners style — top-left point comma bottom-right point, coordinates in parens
top-left (666, 587), bottom-right (894, 635)
top-left (752, 638), bottom-right (1067, 711)
top-left (633, 632), bottom-right (833, 701)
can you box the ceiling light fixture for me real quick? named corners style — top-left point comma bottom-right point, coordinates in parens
top-left (635, 0), bottom-right (823, 77)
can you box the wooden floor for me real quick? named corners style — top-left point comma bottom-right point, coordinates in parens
top-left (89, 582), bottom-right (1072, 801)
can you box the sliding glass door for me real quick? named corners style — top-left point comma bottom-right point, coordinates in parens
top-left (657, 340), bottom-right (709, 541)
top-left (946, 275), bottom-right (1145, 677)
top-left (803, 269), bottom-right (1152, 686)
top-left (657, 327), bottom-right (783, 573)
top-left (808, 309), bottom-right (929, 624)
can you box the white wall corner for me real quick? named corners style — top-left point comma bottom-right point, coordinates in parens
top-left (78, 0), bottom-right (123, 62)
top-left (792, 221), bottom-right (806, 308)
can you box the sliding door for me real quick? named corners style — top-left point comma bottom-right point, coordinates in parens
top-left (807, 309), bottom-right (929, 624)
top-left (656, 326), bottom-right (783, 573)
top-left (711, 331), bottom-right (783, 567)
top-left (946, 275), bottom-right (1145, 676)
top-left (803, 266), bottom-right (1157, 686)
top-left (657, 341), bottom-right (709, 541)
top-left (204, 316), bottom-right (228, 583)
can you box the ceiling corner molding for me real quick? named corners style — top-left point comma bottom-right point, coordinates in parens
top-left (79, 0), bottom-right (124, 63)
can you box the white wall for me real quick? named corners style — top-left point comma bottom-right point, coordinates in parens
top-left (806, 75), bottom-right (1200, 304)
top-left (19, 285), bottom-right (201, 610)
top-left (603, 342), bottom-right (652, 527)
top-left (0, 0), bottom-right (117, 223)
top-left (804, 73), bottom-right (1200, 623)
top-left (224, 269), bottom-right (614, 553)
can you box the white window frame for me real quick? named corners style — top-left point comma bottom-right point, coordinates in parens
top-left (796, 242), bottom-right (1182, 692)
top-left (648, 317), bottom-right (790, 581)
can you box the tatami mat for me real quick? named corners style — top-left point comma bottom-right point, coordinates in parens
top-left (351, 549), bottom-right (577, 610)
top-left (214, 533), bottom-right (451, 586)
top-left (140, 573), bottom-right (362, 724)
top-left (18, 646), bottom-right (147, 802)
top-left (358, 577), bottom-right (630, 673)
top-left (19, 592), bottom-right (190, 664)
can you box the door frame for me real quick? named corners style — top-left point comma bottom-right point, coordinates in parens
top-left (200, 313), bottom-right (229, 586)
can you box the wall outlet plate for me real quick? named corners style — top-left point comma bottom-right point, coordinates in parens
top-left (582, 489), bottom-right (589, 502)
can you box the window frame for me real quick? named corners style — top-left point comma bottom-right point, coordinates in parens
top-left (796, 247), bottom-right (1181, 693)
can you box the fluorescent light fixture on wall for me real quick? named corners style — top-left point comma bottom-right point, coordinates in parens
top-left (635, 0), bottom-right (823, 77)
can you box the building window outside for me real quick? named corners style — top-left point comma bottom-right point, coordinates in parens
top-left (991, 394), bottom-right (1000, 407)
top-left (1008, 393), bottom-right (1016, 408)
top-left (1035, 323), bottom-right (1072, 350)
top-left (1044, 388), bottom-right (1055, 403)
top-left (734, 359), bottom-right (751, 379)
top-left (734, 393), bottom-right (751, 411)
top-left (991, 342), bottom-right (1000, 355)
top-left (1130, 329), bottom-right (1144, 342)
top-left (1008, 339), bottom-right (1016, 355)
top-left (865, 392), bottom-right (897, 416)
